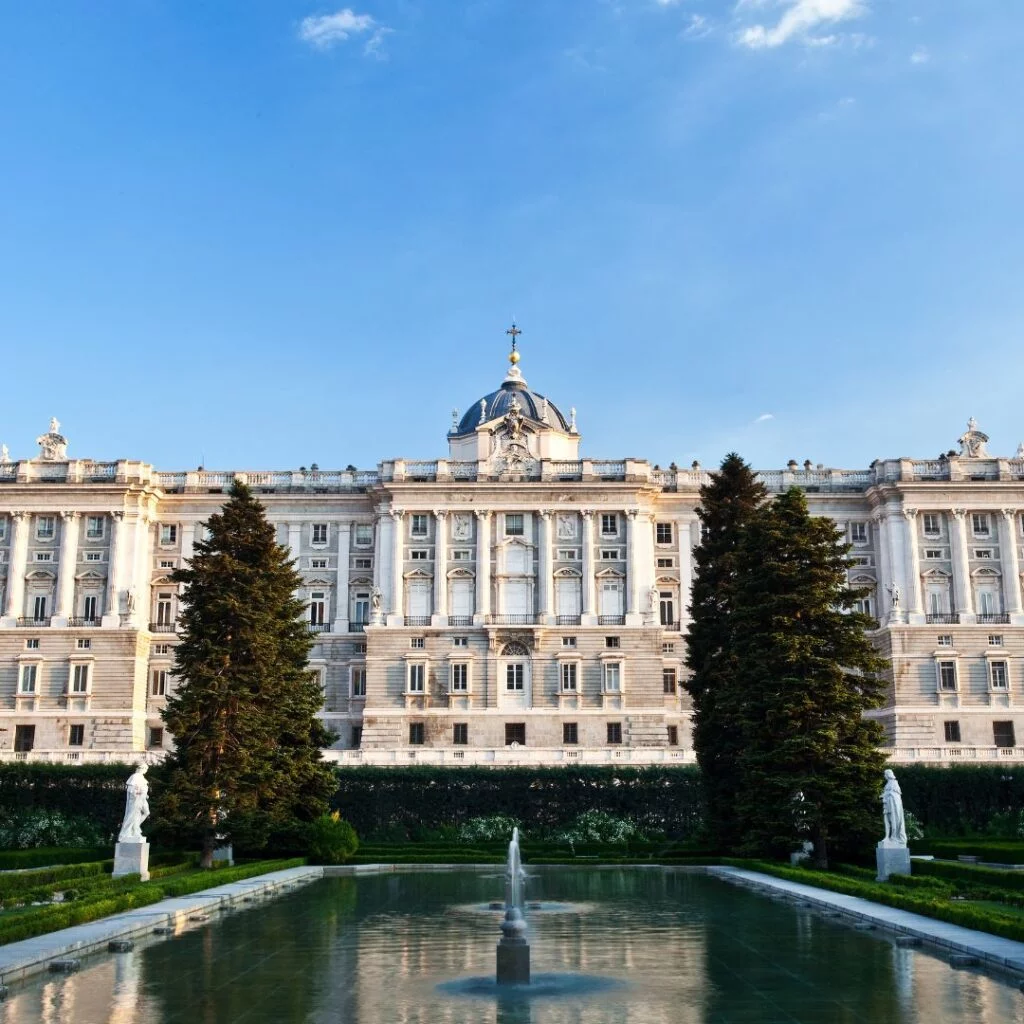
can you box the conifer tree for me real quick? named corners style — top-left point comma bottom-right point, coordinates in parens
top-left (157, 481), bottom-right (336, 866)
top-left (731, 488), bottom-right (887, 868)
top-left (683, 453), bottom-right (767, 850)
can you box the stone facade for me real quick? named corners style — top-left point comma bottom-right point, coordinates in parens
top-left (1, 366), bottom-right (1023, 766)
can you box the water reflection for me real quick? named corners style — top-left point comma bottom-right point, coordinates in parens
top-left (0, 869), bottom-right (1021, 1024)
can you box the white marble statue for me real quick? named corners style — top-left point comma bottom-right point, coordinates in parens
top-left (1017, 442), bottom-right (1024, 459)
top-left (36, 418), bottom-right (68, 462)
top-left (118, 764), bottom-right (150, 843)
top-left (647, 587), bottom-right (659, 615)
top-left (887, 582), bottom-right (900, 610)
top-left (0, 444), bottom-right (9, 464)
top-left (881, 769), bottom-right (907, 846)
top-left (370, 586), bottom-right (384, 620)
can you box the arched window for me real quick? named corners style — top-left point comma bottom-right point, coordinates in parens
top-left (500, 641), bottom-right (530, 658)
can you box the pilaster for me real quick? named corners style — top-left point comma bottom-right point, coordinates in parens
top-left (1000, 509), bottom-right (1023, 620)
top-left (53, 511), bottom-right (81, 624)
top-left (102, 511), bottom-right (126, 627)
top-left (902, 508), bottom-right (923, 623)
top-left (389, 509), bottom-right (404, 625)
top-left (474, 511), bottom-right (491, 623)
top-left (950, 508), bottom-right (975, 622)
top-left (432, 510), bottom-right (448, 625)
top-left (1, 512), bottom-right (30, 625)
top-left (581, 510), bottom-right (596, 624)
top-left (537, 510), bottom-right (553, 623)
top-left (333, 522), bottom-right (352, 634)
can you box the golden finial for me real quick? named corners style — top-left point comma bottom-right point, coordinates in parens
top-left (506, 321), bottom-right (522, 364)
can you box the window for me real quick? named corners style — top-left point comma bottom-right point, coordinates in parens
top-left (453, 723), bottom-right (468, 745)
top-left (603, 663), bottom-right (621, 692)
top-left (556, 548), bottom-right (579, 560)
top-left (451, 549), bottom-right (472, 561)
top-left (938, 661), bottom-right (957, 691)
top-left (657, 557), bottom-right (674, 568)
top-left (600, 548), bottom-right (621, 560)
top-left (972, 513), bottom-right (991, 537)
top-left (353, 557), bottom-right (372, 569)
top-left (605, 636), bottom-right (620, 649)
top-left (311, 523), bottom-right (328, 545)
top-left (25, 638), bottom-right (40, 650)
top-left (607, 722), bottom-right (622, 744)
top-left (352, 726), bottom-right (363, 747)
top-left (451, 664), bottom-right (468, 692)
top-left (849, 522), bottom-right (867, 544)
top-left (159, 524), bottom-right (177, 545)
top-left (151, 670), bottom-right (167, 696)
top-left (924, 549), bottom-right (943, 560)
top-left (33, 595), bottom-right (48, 620)
top-left (351, 668), bottom-right (366, 698)
top-left (506, 664), bottom-right (524, 691)
top-left (148, 726), bottom-right (164, 748)
top-left (153, 643), bottom-right (170, 655)
top-left (923, 514), bottom-right (941, 536)
top-left (974, 549), bottom-right (994, 559)
top-left (353, 592), bottom-right (370, 624)
top-left (19, 664), bottom-right (38, 694)
top-left (86, 552), bottom-right (104, 562)
top-left (0, 517), bottom-right (6, 540)
top-left (410, 637), bottom-right (425, 649)
top-left (850, 556), bottom-right (871, 566)
top-left (410, 549), bottom-right (429, 560)
top-left (158, 559), bottom-right (173, 568)
top-left (505, 723), bottom-right (526, 746)
top-left (662, 642), bottom-right (675, 655)
top-left (353, 642), bottom-right (367, 654)
top-left (86, 516), bottom-right (104, 539)
top-left (76, 638), bottom-right (91, 650)
top-left (561, 636), bottom-right (577, 648)
top-left (311, 558), bottom-right (328, 569)
top-left (601, 514), bottom-right (618, 537)
top-left (452, 636), bottom-right (468, 648)
top-left (309, 593), bottom-right (327, 626)
top-left (14, 726), bottom-right (35, 754)
top-left (36, 516), bottom-right (55, 540)
top-left (937, 635), bottom-right (954, 647)
top-left (411, 515), bottom-right (429, 537)
top-left (853, 597), bottom-right (873, 617)
top-left (944, 721), bottom-right (961, 743)
top-left (354, 524), bottom-right (373, 546)
top-left (990, 661), bottom-right (1009, 690)
top-left (409, 723), bottom-right (425, 745)
top-left (667, 725), bottom-right (679, 746)
top-left (560, 662), bottom-right (578, 692)
top-left (505, 514), bottom-right (524, 537)
top-left (660, 592), bottom-right (675, 627)
top-left (68, 724), bottom-right (85, 747)
top-left (563, 722), bottom-right (578, 745)
top-left (993, 721), bottom-right (1016, 748)
top-left (408, 664), bottom-right (425, 692)
top-left (989, 635), bottom-right (1004, 647)
top-left (83, 595), bottom-right (98, 621)
top-left (656, 522), bottom-right (673, 545)
top-left (71, 664), bottom-right (89, 693)
top-left (663, 668), bottom-right (677, 694)
top-left (34, 552), bottom-right (53, 562)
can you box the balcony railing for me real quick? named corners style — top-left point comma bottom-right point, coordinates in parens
top-left (149, 621), bottom-right (177, 633)
top-left (487, 614), bottom-right (537, 625)
top-left (349, 621), bottom-right (367, 633)
top-left (660, 620), bottom-right (682, 632)
top-left (556, 615), bottom-right (581, 626)
top-left (926, 613), bottom-right (960, 624)
top-left (447, 615), bottom-right (473, 627)
top-left (16, 617), bottom-right (50, 627)
top-left (307, 623), bottom-right (330, 633)
top-left (404, 616), bottom-right (431, 627)
top-left (598, 615), bottom-right (626, 626)
top-left (977, 613), bottom-right (1010, 625)
top-left (67, 617), bottom-right (101, 627)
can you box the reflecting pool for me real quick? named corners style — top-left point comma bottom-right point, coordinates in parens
top-left (3, 868), bottom-right (1023, 1023)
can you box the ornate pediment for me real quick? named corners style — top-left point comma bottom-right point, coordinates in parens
top-left (403, 568), bottom-right (433, 580)
top-left (553, 566), bottom-right (582, 578)
top-left (595, 566), bottom-right (625, 579)
top-left (447, 567), bottom-right (475, 579)
top-left (489, 630), bottom-right (534, 653)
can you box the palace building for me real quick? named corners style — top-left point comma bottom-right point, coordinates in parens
top-left (1, 337), bottom-right (1023, 766)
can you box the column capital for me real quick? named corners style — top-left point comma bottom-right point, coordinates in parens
top-left (538, 509), bottom-right (552, 520)
top-left (951, 508), bottom-right (967, 520)
top-left (433, 509), bottom-right (447, 520)
top-left (581, 509), bottom-right (594, 520)
top-left (10, 510), bottom-right (29, 522)
top-left (871, 510), bottom-right (886, 525)
top-left (474, 509), bottom-right (492, 521)
top-left (902, 508), bottom-right (918, 520)
top-left (626, 509), bottom-right (639, 521)
top-left (111, 510), bottom-right (126, 521)
top-left (389, 507), bottom-right (405, 521)
top-left (60, 510), bottom-right (80, 522)
top-left (1002, 508), bottom-right (1019, 521)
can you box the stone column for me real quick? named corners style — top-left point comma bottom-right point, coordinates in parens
top-left (433, 510), bottom-right (448, 624)
top-left (287, 523), bottom-right (302, 567)
top-left (681, 519), bottom-right (699, 625)
top-left (2, 512), bottom-right (30, 624)
top-left (180, 522), bottom-right (196, 564)
top-left (333, 522), bottom-right (351, 633)
top-left (54, 511), bottom-right (81, 624)
top-left (950, 509), bottom-right (975, 622)
top-left (625, 510), bottom-right (641, 624)
top-left (102, 511), bottom-right (126, 627)
top-left (390, 509), bottom-right (404, 623)
top-left (474, 511), bottom-right (491, 623)
top-left (128, 515), bottom-right (151, 628)
top-left (1000, 509), bottom-right (1023, 617)
top-left (537, 510), bottom-right (553, 623)
top-left (581, 510), bottom-right (596, 623)
top-left (902, 508), bottom-right (922, 620)
top-left (872, 512), bottom-right (892, 625)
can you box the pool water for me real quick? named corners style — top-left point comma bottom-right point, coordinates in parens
top-left (3, 868), bottom-right (1022, 1023)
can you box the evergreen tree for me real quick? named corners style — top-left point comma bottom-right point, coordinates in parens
top-left (156, 481), bottom-right (336, 866)
top-left (683, 453), bottom-right (767, 850)
top-left (731, 488), bottom-right (887, 868)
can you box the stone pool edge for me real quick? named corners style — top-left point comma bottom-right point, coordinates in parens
top-left (708, 865), bottom-right (1024, 980)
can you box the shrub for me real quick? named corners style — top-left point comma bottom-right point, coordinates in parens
top-left (306, 813), bottom-right (359, 865)
top-left (457, 815), bottom-right (523, 844)
top-left (904, 811), bottom-right (925, 842)
top-left (0, 809), bottom-right (110, 850)
top-left (550, 810), bottom-right (644, 846)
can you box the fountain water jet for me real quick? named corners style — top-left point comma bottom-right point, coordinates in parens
top-left (496, 827), bottom-right (530, 985)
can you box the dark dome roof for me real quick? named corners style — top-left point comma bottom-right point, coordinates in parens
top-left (454, 380), bottom-right (570, 435)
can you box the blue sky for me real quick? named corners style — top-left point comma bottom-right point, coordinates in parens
top-left (1, 1), bottom-right (1022, 471)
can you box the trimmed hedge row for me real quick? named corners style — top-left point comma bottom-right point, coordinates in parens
top-left (915, 840), bottom-right (1024, 863)
top-left (0, 858), bottom-right (305, 946)
top-left (0, 860), bottom-right (111, 902)
top-left (0, 847), bottom-right (111, 871)
top-left (914, 858), bottom-right (1024, 892)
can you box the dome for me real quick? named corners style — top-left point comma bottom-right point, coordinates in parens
top-left (454, 377), bottom-right (571, 436)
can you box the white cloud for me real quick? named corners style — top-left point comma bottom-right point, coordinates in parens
top-left (682, 14), bottom-right (713, 40)
top-left (298, 8), bottom-right (380, 50)
top-left (737, 0), bottom-right (868, 50)
top-left (755, 413), bottom-right (775, 423)
top-left (654, 0), bottom-right (683, 6)
top-left (910, 46), bottom-right (930, 64)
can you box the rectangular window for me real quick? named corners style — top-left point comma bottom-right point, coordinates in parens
top-left (560, 662), bottom-right (577, 692)
top-left (410, 637), bottom-right (425, 649)
top-left (148, 726), bottom-right (164, 748)
top-left (19, 664), bottom-right (38, 694)
top-left (353, 642), bottom-right (367, 654)
top-left (36, 516), bottom-right (55, 540)
top-left (159, 524), bottom-right (177, 545)
top-left (659, 592), bottom-right (675, 627)
top-left (451, 549), bottom-right (472, 561)
top-left (849, 522), bottom-right (867, 544)
top-left (923, 514), bottom-right (941, 536)
top-left (943, 720), bottom-right (961, 743)
top-left (354, 524), bottom-right (373, 546)
top-left (600, 548), bottom-right (621, 560)
top-left (310, 558), bottom-right (328, 569)
top-left (410, 549), bottom-right (429, 560)
top-left (924, 549), bottom-right (943, 559)
top-left (0, 518), bottom-right (6, 540)
top-left (667, 725), bottom-right (679, 746)
top-left (68, 724), bottom-right (85, 747)
top-left (86, 552), bottom-right (104, 562)
top-left (993, 721), bottom-right (1016, 748)
top-left (452, 636), bottom-right (468, 648)
top-left (991, 661), bottom-right (1009, 689)
top-left (71, 664), bottom-right (89, 693)
top-left (352, 726), bottom-right (363, 747)
top-left (409, 723), bottom-right (425, 745)
top-left (34, 552), bottom-right (52, 562)
top-left (14, 725), bottom-right (35, 753)
top-left (561, 636), bottom-right (577, 648)
top-left (937, 635), bottom-right (954, 647)
top-left (853, 597), bottom-right (873, 617)
top-left (453, 723), bottom-right (468, 745)
top-left (411, 515), bottom-right (429, 537)
top-left (938, 661), bottom-right (957, 691)
top-left (153, 643), bottom-right (170, 655)
top-left (353, 557), bottom-right (372, 569)
top-left (76, 638), bottom-right (91, 650)
top-left (607, 722), bottom-right (622, 744)
top-left (309, 593), bottom-right (327, 625)
top-left (33, 595), bottom-right (48, 620)
top-left (663, 668), bottom-right (677, 694)
top-left (601, 514), bottom-right (618, 537)
top-left (563, 722), bottom-right (578, 745)
top-left (86, 516), bottom-right (104, 539)
top-left (451, 664), bottom-right (468, 692)
top-left (351, 668), bottom-right (366, 698)
top-left (603, 663), bottom-right (621, 692)
top-left (312, 523), bottom-right (328, 545)
top-left (656, 557), bottom-right (674, 568)
top-left (989, 635), bottom-right (1004, 647)
top-left (83, 595), bottom-right (98, 621)
top-left (505, 723), bottom-right (526, 746)
top-left (974, 549), bottom-right (994, 559)
top-left (408, 664), bottom-right (425, 692)
top-left (506, 664), bottom-right (524, 691)
top-left (972, 513), bottom-right (991, 536)
top-left (151, 670), bottom-right (167, 696)
top-left (662, 642), bottom-right (675, 654)
top-left (556, 548), bottom-right (579, 560)
top-left (25, 638), bottom-right (40, 650)
top-left (656, 522), bottom-right (673, 545)
top-left (505, 514), bottom-right (524, 537)
top-left (605, 636), bottom-right (620, 649)
top-left (353, 593), bottom-right (370, 624)
top-left (850, 556), bottom-right (871, 566)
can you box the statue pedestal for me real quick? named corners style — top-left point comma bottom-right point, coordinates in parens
top-left (113, 841), bottom-right (150, 882)
top-left (876, 841), bottom-right (911, 882)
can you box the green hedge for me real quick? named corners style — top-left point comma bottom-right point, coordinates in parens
top-left (0, 847), bottom-right (110, 870)
top-left (0, 765), bottom-right (127, 834)
top-left (894, 765), bottom-right (1024, 836)
top-left (0, 860), bottom-right (111, 901)
top-left (914, 858), bottom-right (1024, 892)
top-left (0, 858), bottom-right (305, 946)
top-left (915, 840), bottom-right (1024, 863)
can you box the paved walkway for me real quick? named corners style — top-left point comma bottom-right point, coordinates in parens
top-left (708, 866), bottom-right (1024, 977)
top-left (0, 865), bottom-right (323, 985)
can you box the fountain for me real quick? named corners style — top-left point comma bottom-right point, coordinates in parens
top-left (496, 827), bottom-right (530, 984)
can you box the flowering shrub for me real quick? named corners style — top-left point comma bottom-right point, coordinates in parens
top-left (0, 809), bottom-right (109, 850)
top-left (550, 810), bottom-right (644, 846)
top-left (457, 815), bottom-right (523, 843)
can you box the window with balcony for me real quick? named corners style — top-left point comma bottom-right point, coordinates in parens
top-left (308, 592), bottom-right (327, 627)
top-left (663, 668), bottom-right (677, 694)
top-left (938, 661), bottom-right (957, 691)
top-left (994, 721), bottom-right (1016, 748)
top-left (560, 662), bottom-right (577, 692)
top-left (351, 725), bottom-right (363, 747)
top-left (453, 723), bottom-right (468, 745)
top-left (68, 724), bottom-right (85, 747)
top-left (563, 722), bottom-right (578, 745)
top-left (409, 723), bottom-right (425, 745)
top-left (607, 722), bottom-right (622, 744)
top-left (311, 523), bottom-right (328, 545)
top-left (659, 592), bottom-right (676, 627)
top-left (451, 663), bottom-right (468, 692)
top-left (86, 516), bottom-right (104, 540)
top-left (411, 515), bottom-right (429, 537)
top-left (155, 593), bottom-right (173, 627)
top-left (32, 595), bottom-right (48, 621)
top-left (36, 516), bottom-right (55, 540)
top-left (944, 720), bottom-right (961, 743)
top-left (656, 523), bottom-right (673, 545)
top-left (990, 661), bottom-right (1009, 690)
top-left (407, 664), bottom-right (425, 693)
top-left (352, 592), bottom-right (370, 625)
top-left (83, 595), bottom-right (98, 621)
top-left (71, 664), bottom-right (89, 694)
top-left (504, 514), bottom-right (524, 537)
